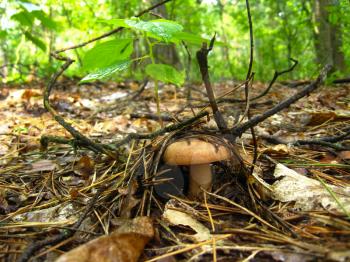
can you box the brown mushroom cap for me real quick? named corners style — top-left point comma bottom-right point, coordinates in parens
top-left (163, 138), bottom-right (231, 165)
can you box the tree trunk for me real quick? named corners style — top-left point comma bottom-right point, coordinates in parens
top-left (152, 2), bottom-right (181, 69)
top-left (313, 0), bottom-right (346, 72)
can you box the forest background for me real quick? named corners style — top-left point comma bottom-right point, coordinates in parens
top-left (0, 0), bottom-right (349, 84)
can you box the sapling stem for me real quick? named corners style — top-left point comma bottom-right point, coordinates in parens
top-left (147, 37), bottom-right (163, 127)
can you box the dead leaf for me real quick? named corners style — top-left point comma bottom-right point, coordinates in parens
top-left (21, 89), bottom-right (41, 101)
top-left (73, 155), bottom-right (95, 178)
top-left (338, 151), bottom-right (350, 162)
top-left (163, 202), bottom-right (211, 242)
top-left (263, 144), bottom-right (291, 155)
top-left (55, 216), bottom-right (154, 262)
top-left (119, 179), bottom-right (140, 218)
top-left (28, 159), bottom-right (58, 173)
top-left (13, 203), bottom-right (77, 224)
top-left (302, 110), bottom-right (350, 126)
top-left (270, 164), bottom-right (350, 214)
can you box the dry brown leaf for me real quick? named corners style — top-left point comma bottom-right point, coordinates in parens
top-left (119, 179), bottom-right (140, 218)
top-left (338, 151), bottom-right (350, 162)
top-left (55, 216), bottom-right (154, 262)
top-left (262, 144), bottom-right (291, 156)
top-left (302, 110), bottom-right (350, 126)
top-left (73, 155), bottom-right (95, 178)
top-left (21, 89), bottom-right (42, 101)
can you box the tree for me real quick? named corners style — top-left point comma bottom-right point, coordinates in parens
top-left (313, 0), bottom-right (346, 73)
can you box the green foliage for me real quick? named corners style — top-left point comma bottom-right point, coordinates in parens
top-left (125, 18), bottom-right (183, 42)
top-left (82, 39), bottom-right (133, 70)
top-left (81, 17), bottom-right (191, 84)
top-left (80, 60), bottom-right (131, 83)
top-left (145, 64), bottom-right (184, 86)
top-left (0, 0), bottom-right (349, 83)
top-left (24, 31), bottom-right (46, 51)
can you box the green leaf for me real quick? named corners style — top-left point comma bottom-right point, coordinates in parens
top-left (171, 31), bottom-right (210, 45)
top-left (0, 30), bottom-right (7, 39)
top-left (80, 60), bottom-right (131, 83)
top-left (97, 18), bottom-right (130, 28)
top-left (11, 10), bottom-right (34, 27)
top-left (125, 18), bottom-right (183, 42)
top-left (145, 64), bottom-right (185, 86)
top-left (82, 39), bottom-right (133, 71)
top-left (32, 11), bottom-right (57, 30)
top-left (24, 31), bottom-right (46, 51)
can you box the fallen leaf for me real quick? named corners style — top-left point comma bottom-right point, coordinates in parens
top-left (13, 203), bottom-right (77, 224)
top-left (21, 89), bottom-right (41, 101)
top-left (263, 144), bottom-right (291, 155)
top-left (28, 159), bottom-right (58, 173)
top-left (119, 179), bottom-right (140, 218)
top-left (270, 164), bottom-right (350, 214)
top-left (73, 155), bottom-right (95, 178)
top-left (302, 110), bottom-right (350, 126)
top-left (55, 216), bottom-right (154, 262)
top-left (163, 202), bottom-right (211, 242)
top-left (338, 151), bottom-right (350, 162)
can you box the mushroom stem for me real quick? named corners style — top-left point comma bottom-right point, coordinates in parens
top-left (188, 164), bottom-right (212, 199)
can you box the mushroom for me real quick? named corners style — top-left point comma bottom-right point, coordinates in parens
top-left (163, 138), bottom-right (231, 199)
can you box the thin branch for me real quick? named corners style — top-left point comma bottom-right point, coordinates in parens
top-left (196, 34), bottom-right (227, 132)
top-left (231, 64), bottom-right (333, 137)
top-left (251, 58), bottom-right (298, 101)
top-left (112, 111), bottom-right (209, 148)
top-left (244, 0), bottom-right (258, 178)
top-left (261, 127), bottom-right (350, 151)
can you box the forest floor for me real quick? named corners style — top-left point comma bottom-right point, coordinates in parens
top-left (0, 78), bottom-right (349, 261)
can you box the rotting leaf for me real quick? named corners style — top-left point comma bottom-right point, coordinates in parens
top-left (163, 202), bottom-right (211, 242)
top-left (55, 216), bottom-right (154, 262)
top-left (28, 159), bottom-right (58, 173)
top-left (270, 164), bottom-right (350, 214)
top-left (13, 203), bottom-right (77, 224)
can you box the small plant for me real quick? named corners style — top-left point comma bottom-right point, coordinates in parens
top-left (79, 17), bottom-right (209, 121)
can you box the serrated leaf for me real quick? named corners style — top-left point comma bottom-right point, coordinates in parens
top-left (125, 18), bottom-right (183, 42)
top-left (32, 10), bottom-right (57, 30)
top-left (24, 31), bottom-right (46, 51)
top-left (82, 39), bottom-right (133, 71)
top-left (80, 60), bottom-right (131, 83)
top-left (11, 10), bottom-right (34, 27)
top-left (145, 64), bottom-right (184, 86)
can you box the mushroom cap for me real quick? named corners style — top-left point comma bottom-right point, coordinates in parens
top-left (163, 138), bottom-right (231, 165)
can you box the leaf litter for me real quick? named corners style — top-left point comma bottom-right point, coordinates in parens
top-left (0, 79), bottom-right (349, 261)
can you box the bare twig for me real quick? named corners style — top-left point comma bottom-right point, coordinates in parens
top-left (231, 65), bottom-right (333, 137)
top-left (244, 0), bottom-right (258, 178)
top-left (261, 127), bottom-right (350, 151)
top-left (112, 111), bottom-right (209, 147)
top-left (196, 34), bottom-right (228, 132)
top-left (252, 58), bottom-right (298, 101)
